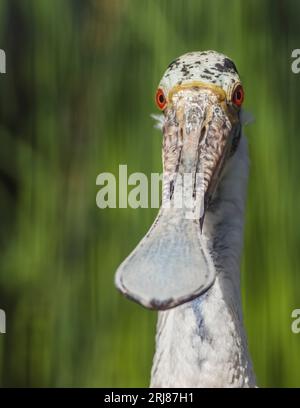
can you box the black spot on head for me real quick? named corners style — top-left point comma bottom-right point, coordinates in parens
top-left (168, 58), bottom-right (181, 70)
top-left (224, 57), bottom-right (238, 73)
top-left (201, 75), bottom-right (212, 80)
top-left (214, 63), bottom-right (227, 72)
top-left (181, 65), bottom-right (189, 75)
top-left (214, 58), bottom-right (238, 74)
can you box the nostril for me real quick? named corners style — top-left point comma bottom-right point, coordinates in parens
top-left (200, 126), bottom-right (206, 142)
top-left (179, 127), bottom-right (184, 141)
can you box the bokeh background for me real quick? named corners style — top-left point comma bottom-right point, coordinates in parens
top-left (0, 0), bottom-right (300, 387)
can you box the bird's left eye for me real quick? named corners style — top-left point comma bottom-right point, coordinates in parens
top-left (155, 88), bottom-right (167, 110)
top-left (232, 85), bottom-right (244, 107)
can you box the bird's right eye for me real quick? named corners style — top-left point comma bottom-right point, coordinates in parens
top-left (155, 88), bottom-right (167, 110)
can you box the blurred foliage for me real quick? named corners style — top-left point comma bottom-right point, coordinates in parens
top-left (0, 0), bottom-right (300, 387)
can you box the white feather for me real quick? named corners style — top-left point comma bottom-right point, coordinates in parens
top-left (150, 113), bottom-right (164, 130)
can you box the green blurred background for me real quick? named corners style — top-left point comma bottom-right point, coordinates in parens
top-left (0, 0), bottom-right (300, 387)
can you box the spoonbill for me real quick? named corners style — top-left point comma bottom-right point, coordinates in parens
top-left (115, 51), bottom-right (256, 387)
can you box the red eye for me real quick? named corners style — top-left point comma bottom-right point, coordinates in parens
top-left (155, 88), bottom-right (167, 110)
top-left (232, 85), bottom-right (244, 107)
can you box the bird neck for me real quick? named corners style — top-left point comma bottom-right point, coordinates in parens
top-left (150, 136), bottom-right (256, 388)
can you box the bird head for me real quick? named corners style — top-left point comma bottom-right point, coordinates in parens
top-left (115, 51), bottom-right (245, 310)
top-left (156, 51), bottom-right (244, 219)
